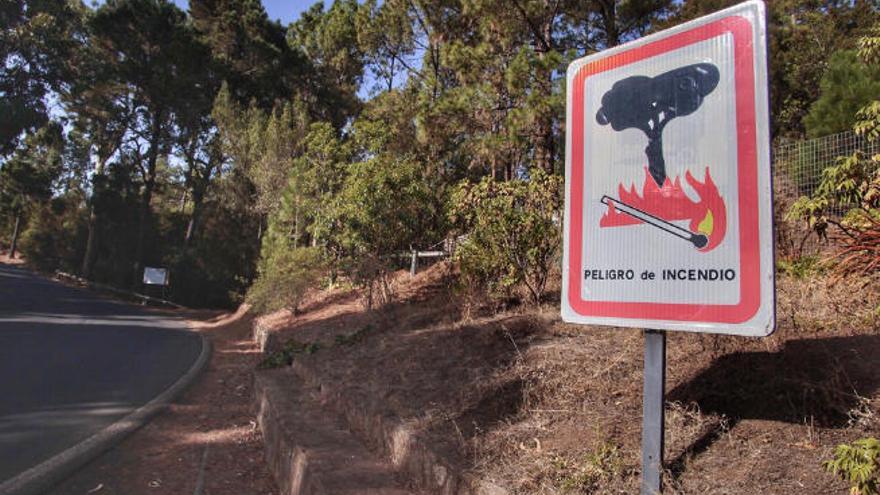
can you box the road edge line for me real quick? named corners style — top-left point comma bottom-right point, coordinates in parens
top-left (0, 329), bottom-right (212, 495)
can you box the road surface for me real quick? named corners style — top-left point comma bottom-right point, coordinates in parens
top-left (0, 264), bottom-right (203, 485)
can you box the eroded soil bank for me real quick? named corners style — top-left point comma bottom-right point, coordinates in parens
top-left (255, 262), bottom-right (879, 494)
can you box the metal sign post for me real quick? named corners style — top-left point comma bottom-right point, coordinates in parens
top-left (561, 2), bottom-right (773, 493)
top-left (641, 330), bottom-right (666, 494)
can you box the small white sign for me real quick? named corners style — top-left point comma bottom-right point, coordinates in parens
top-left (561, 0), bottom-right (774, 336)
top-left (143, 267), bottom-right (169, 286)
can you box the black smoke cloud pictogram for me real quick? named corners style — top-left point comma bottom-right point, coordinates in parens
top-left (595, 63), bottom-right (720, 187)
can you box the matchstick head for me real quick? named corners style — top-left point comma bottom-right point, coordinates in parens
top-left (691, 234), bottom-right (708, 249)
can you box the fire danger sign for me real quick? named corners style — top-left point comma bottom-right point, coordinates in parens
top-left (561, 0), bottom-right (774, 336)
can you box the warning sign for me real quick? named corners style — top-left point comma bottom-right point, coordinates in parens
top-left (561, 0), bottom-right (774, 336)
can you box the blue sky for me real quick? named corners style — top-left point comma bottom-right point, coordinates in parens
top-left (93, 0), bottom-right (318, 25)
top-left (250, 0), bottom-right (316, 24)
top-left (185, 0), bottom-right (317, 24)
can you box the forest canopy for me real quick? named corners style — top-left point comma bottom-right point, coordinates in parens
top-left (1, 0), bottom-right (877, 307)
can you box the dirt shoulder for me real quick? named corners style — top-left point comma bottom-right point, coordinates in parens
top-left (48, 306), bottom-right (277, 495)
top-left (0, 251), bottom-right (25, 266)
top-left (254, 263), bottom-right (879, 494)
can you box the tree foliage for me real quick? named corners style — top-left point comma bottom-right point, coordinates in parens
top-left (449, 168), bottom-right (562, 304)
top-left (4, 0), bottom-right (877, 310)
top-left (664, 0), bottom-right (879, 138)
top-left (190, 0), bottom-right (304, 108)
top-left (0, 123), bottom-right (66, 257)
top-left (789, 22), bottom-right (880, 278)
top-left (0, 0), bottom-right (85, 155)
top-left (824, 437), bottom-right (880, 495)
top-left (288, 0), bottom-right (364, 127)
top-left (805, 50), bottom-right (880, 138)
top-left (0, 123), bottom-right (64, 211)
top-left (247, 246), bottom-right (325, 313)
top-left (330, 155), bottom-right (441, 307)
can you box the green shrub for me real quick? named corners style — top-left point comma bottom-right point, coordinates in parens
top-left (257, 339), bottom-right (322, 369)
top-left (449, 168), bottom-right (562, 304)
top-left (329, 155), bottom-right (443, 308)
top-left (777, 255), bottom-right (824, 279)
top-left (246, 246), bottom-right (325, 314)
top-left (789, 26), bottom-right (880, 280)
top-left (258, 339), bottom-right (305, 369)
top-left (824, 437), bottom-right (880, 495)
top-left (20, 197), bottom-right (87, 273)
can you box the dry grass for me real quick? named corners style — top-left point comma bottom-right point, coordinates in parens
top-left (470, 271), bottom-right (879, 494)
top-left (257, 259), bottom-right (879, 494)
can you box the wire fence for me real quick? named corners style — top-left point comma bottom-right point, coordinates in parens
top-left (773, 130), bottom-right (878, 255)
top-left (406, 131), bottom-right (871, 267)
top-left (774, 130), bottom-right (879, 201)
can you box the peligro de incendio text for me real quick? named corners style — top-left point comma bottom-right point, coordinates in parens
top-left (583, 268), bottom-right (737, 281)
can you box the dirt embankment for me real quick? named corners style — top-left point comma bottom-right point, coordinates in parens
top-left (255, 262), bottom-right (879, 494)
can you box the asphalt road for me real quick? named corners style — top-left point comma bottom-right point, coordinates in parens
top-left (0, 264), bottom-right (203, 484)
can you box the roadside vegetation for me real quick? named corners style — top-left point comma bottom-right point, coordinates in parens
top-left (2, 0), bottom-right (880, 493)
top-left (2, 0), bottom-right (877, 308)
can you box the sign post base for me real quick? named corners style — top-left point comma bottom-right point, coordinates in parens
top-left (641, 329), bottom-right (666, 494)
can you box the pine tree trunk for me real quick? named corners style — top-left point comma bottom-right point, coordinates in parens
top-left (294, 204), bottom-right (300, 248)
top-left (9, 209), bottom-right (22, 259)
top-left (184, 188), bottom-right (204, 249)
top-left (82, 162), bottom-right (105, 278)
top-left (81, 207), bottom-right (99, 277)
top-left (184, 216), bottom-right (196, 248)
top-left (133, 181), bottom-right (154, 286)
top-left (534, 5), bottom-right (556, 174)
top-left (601, 0), bottom-right (620, 48)
top-left (82, 149), bottom-right (113, 279)
top-left (133, 114), bottom-right (162, 287)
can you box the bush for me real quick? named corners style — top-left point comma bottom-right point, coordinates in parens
top-left (788, 27), bottom-right (880, 280)
top-left (824, 437), bottom-right (880, 495)
top-left (329, 155), bottom-right (443, 308)
top-left (449, 168), bottom-right (562, 305)
top-left (787, 149), bottom-right (880, 278)
top-left (246, 246), bottom-right (325, 314)
top-left (257, 339), bottom-right (320, 369)
top-left (20, 197), bottom-right (87, 273)
top-left (776, 255), bottom-right (825, 279)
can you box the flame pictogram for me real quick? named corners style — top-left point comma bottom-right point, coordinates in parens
top-left (600, 167), bottom-right (727, 251)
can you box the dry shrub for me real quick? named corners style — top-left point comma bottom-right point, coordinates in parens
top-left (831, 215), bottom-right (880, 279)
top-left (346, 253), bottom-right (395, 309)
top-left (774, 168), bottom-right (818, 258)
top-left (468, 323), bottom-right (647, 493)
top-left (848, 395), bottom-right (880, 431)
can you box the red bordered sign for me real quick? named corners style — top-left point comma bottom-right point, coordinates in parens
top-left (561, 0), bottom-right (774, 336)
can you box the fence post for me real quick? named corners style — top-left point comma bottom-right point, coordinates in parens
top-left (410, 249), bottom-right (417, 276)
